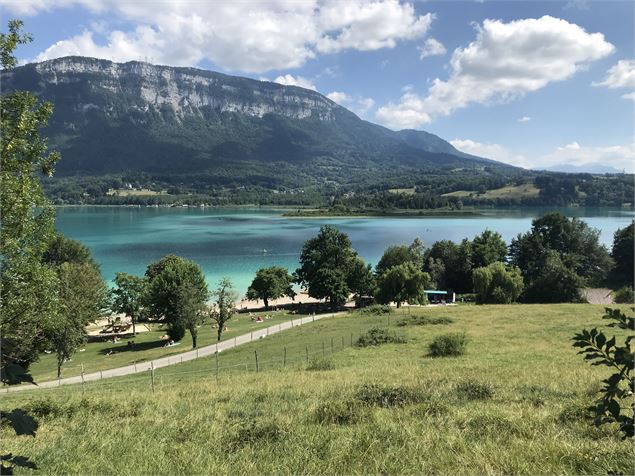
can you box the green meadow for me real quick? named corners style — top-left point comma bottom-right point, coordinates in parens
top-left (2, 304), bottom-right (633, 475)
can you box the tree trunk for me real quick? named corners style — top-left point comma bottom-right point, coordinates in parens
top-left (132, 317), bottom-right (136, 336)
top-left (396, 301), bottom-right (401, 308)
top-left (217, 325), bottom-right (222, 342)
top-left (57, 356), bottom-right (62, 379)
top-left (191, 327), bottom-right (198, 349)
top-left (264, 297), bottom-right (269, 311)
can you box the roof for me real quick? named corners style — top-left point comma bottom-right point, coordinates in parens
top-left (424, 290), bottom-right (448, 295)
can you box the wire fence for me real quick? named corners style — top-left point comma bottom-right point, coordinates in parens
top-left (1, 311), bottom-right (363, 395)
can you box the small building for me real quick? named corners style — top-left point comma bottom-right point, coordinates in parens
top-left (424, 290), bottom-right (455, 304)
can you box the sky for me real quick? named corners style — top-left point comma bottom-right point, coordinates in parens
top-left (1, 0), bottom-right (634, 172)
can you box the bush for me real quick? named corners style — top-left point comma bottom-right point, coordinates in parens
top-left (355, 327), bottom-right (406, 347)
top-left (397, 315), bottom-right (454, 327)
top-left (355, 304), bottom-right (393, 315)
top-left (306, 358), bottom-right (335, 371)
top-left (455, 379), bottom-right (495, 400)
top-left (227, 419), bottom-right (286, 448)
top-left (428, 333), bottom-right (468, 357)
top-left (612, 286), bottom-right (634, 304)
top-left (312, 400), bottom-right (369, 425)
top-left (355, 383), bottom-right (426, 408)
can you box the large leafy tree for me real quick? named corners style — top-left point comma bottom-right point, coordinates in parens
top-left (211, 277), bottom-right (238, 342)
top-left (43, 235), bottom-right (98, 269)
top-left (376, 262), bottom-right (431, 308)
top-left (246, 266), bottom-right (295, 310)
top-left (111, 272), bottom-right (147, 336)
top-left (0, 20), bottom-right (60, 375)
top-left (347, 256), bottom-right (376, 306)
top-left (521, 251), bottom-right (584, 303)
top-left (423, 239), bottom-right (473, 293)
top-left (146, 255), bottom-right (208, 345)
top-left (375, 238), bottom-right (425, 277)
top-left (510, 212), bottom-right (613, 289)
top-left (471, 230), bottom-right (507, 269)
top-left (295, 225), bottom-right (360, 305)
top-left (472, 262), bottom-right (523, 304)
top-left (609, 222), bottom-right (634, 288)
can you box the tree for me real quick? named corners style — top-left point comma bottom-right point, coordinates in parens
top-left (43, 235), bottom-right (98, 269)
top-left (246, 267), bottom-right (295, 310)
top-left (423, 239), bottom-right (473, 293)
top-left (376, 262), bottom-right (431, 308)
top-left (0, 19), bottom-right (60, 375)
top-left (573, 308), bottom-right (634, 438)
top-left (211, 277), bottom-right (238, 342)
top-left (472, 262), bottom-right (523, 304)
top-left (49, 262), bottom-right (109, 378)
top-left (111, 273), bottom-right (147, 336)
top-left (347, 256), bottom-right (376, 306)
top-left (146, 255), bottom-right (208, 345)
top-left (471, 230), bottom-right (507, 269)
top-left (375, 239), bottom-right (424, 277)
top-left (510, 212), bottom-right (613, 288)
top-left (609, 222), bottom-right (634, 288)
top-left (522, 251), bottom-right (584, 303)
top-left (295, 225), bottom-right (359, 305)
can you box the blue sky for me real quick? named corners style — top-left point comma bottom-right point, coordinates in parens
top-left (1, 0), bottom-right (633, 171)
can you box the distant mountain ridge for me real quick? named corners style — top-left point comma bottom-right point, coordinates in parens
top-left (2, 56), bottom-right (513, 188)
top-left (537, 163), bottom-right (623, 174)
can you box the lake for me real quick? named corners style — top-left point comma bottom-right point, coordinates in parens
top-left (56, 206), bottom-right (634, 294)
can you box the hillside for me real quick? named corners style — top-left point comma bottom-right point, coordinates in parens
top-left (3, 304), bottom-right (632, 474)
top-left (2, 57), bottom-right (511, 187)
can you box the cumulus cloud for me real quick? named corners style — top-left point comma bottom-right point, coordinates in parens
top-left (418, 37), bottom-right (446, 59)
top-left (9, 0), bottom-right (435, 73)
top-left (273, 74), bottom-right (317, 90)
top-left (326, 90), bottom-right (375, 117)
top-left (593, 59), bottom-right (635, 100)
top-left (450, 138), bottom-right (635, 172)
top-left (517, 116), bottom-right (531, 122)
top-left (376, 16), bottom-right (614, 129)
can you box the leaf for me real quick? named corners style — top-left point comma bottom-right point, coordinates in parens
top-left (0, 410), bottom-right (38, 437)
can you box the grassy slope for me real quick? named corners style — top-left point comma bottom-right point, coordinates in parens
top-left (2, 304), bottom-right (633, 475)
top-left (443, 183), bottom-right (540, 200)
top-left (29, 310), bottom-right (306, 382)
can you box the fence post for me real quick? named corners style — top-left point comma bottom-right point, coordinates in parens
top-left (342, 336), bottom-right (345, 349)
top-left (150, 362), bottom-right (155, 393)
top-left (251, 331), bottom-right (253, 342)
top-left (283, 347), bottom-right (287, 368)
top-left (350, 332), bottom-right (353, 346)
top-left (306, 346), bottom-right (309, 363)
top-left (81, 364), bottom-right (85, 395)
top-left (291, 318), bottom-right (294, 327)
top-left (100, 369), bottom-right (103, 380)
top-left (267, 326), bottom-right (269, 336)
top-left (322, 341), bottom-right (325, 357)
top-left (134, 362), bottom-right (138, 373)
top-left (196, 348), bottom-right (199, 359)
top-left (234, 336), bottom-right (237, 346)
top-left (331, 337), bottom-right (334, 353)
top-left (254, 350), bottom-right (259, 373)
top-left (215, 352), bottom-right (219, 382)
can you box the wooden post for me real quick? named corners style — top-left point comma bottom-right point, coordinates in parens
top-left (342, 336), bottom-right (345, 349)
top-left (134, 362), bottom-right (138, 373)
top-left (322, 341), bottom-right (325, 357)
top-left (350, 332), bottom-right (353, 346)
top-left (331, 337), bottom-right (334, 353)
top-left (150, 362), bottom-right (155, 393)
top-left (305, 346), bottom-right (309, 363)
top-left (254, 350), bottom-right (259, 373)
top-left (291, 318), bottom-right (294, 327)
top-left (215, 352), bottom-right (219, 381)
top-left (251, 331), bottom-right (253, 341)
top-left (196, 348), bottom-right (199, 358)
top-left (267, 326), bottom-right (269, 336)
top-left (81, 364), bottom-right (85, 395)
top-left (283, 347), bottom-right (287, 368)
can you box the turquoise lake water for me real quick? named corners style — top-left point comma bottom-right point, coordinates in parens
top-left (56, 207), bottom-right (634, 295)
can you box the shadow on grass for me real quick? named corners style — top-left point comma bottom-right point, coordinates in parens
top-left (98, 339), bottom-right (167, 355)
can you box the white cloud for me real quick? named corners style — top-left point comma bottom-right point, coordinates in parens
top-left (273, 74), bottom-right (317, 91)
top-left (593, 59), bottom-right (635, 100)
top-left (10, 0), bottom-right (435, 73)
top-left (327, 91), bottom-right (375, 117)
top-left (375, 16), bottom-right (614, 128)
top-left (450, 139), bottom-right (528, 167)
top-left (418, 37), bottom-right (446, 59)
top-left (517, 116), bottom-right (531, 122)
top-left (450, 138), bottom-right (635, 172)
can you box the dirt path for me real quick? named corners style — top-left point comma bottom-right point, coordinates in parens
top-left (2, 311), bottom-right (343, 394)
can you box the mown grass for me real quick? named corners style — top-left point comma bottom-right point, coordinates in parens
top-left (2, 304), bottom-right (633, 475)
top-left (28, 309), bottom-right (307, 382)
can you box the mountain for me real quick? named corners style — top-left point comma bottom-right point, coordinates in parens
top-left (2, 56), bottom-right (515, 190)
top-left (537, 163), bottom-right (623, 174)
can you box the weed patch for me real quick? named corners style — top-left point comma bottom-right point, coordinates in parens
top-left (355, 383), bottom-right (426, 408)
top-left (397, 315), bottom-right (454, 327)
top-left (354, 304), bottom-right (393, 316)
top-left (455, 379), bottom-right (495, 400)
top-left (355, 327), bottom-right (406, 347)
top-left (306, 358), bottom-right (335, 371)
top-left (312, 400), bottom-right (369, 425)
top-left (227, 418), bottom-right (286, 449)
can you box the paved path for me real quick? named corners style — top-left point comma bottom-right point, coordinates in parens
top-left (3, 311), bottom-right (342, 394)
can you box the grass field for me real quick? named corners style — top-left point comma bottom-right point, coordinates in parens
top-left (28, 310), bottom-right (306, 382)
top-left (106, 188), bottom-right (167, 196)
top-left (2, 304), bottom-right (633, 475)
top-left (443, 183), bottom-right (540, 200)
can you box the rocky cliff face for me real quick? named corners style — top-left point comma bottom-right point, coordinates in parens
top-left (10, 56), bottom-right (337, 122)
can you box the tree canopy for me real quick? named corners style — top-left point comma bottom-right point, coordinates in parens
top-left (472, 262), bottom-right (523, 304)
top-left (609, 222), bottom-right (634, 288)
top-left (376, 262), bottom-right (430, 308)
top-left (246, 266), bottom-right (295, 310)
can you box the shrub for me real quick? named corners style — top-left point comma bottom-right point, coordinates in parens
top-left (455, 379), bottom-right (495, 400)
top-left (355, 383), bottom-right (426, 408)
top-left (306, 358), bottom-right (335, 371)
top-left (397, 315), bottom-right (454, 327)
top-left (312, 400), bottom-right (368, 425)
top-left (428, 333), bottom-right (468, 357)
top-left (355, 327), bottom-right (406, 347)
top-left (612, 286), bottom-right (634, 304)
top-left (355, 304), bottom-right (393, 315)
